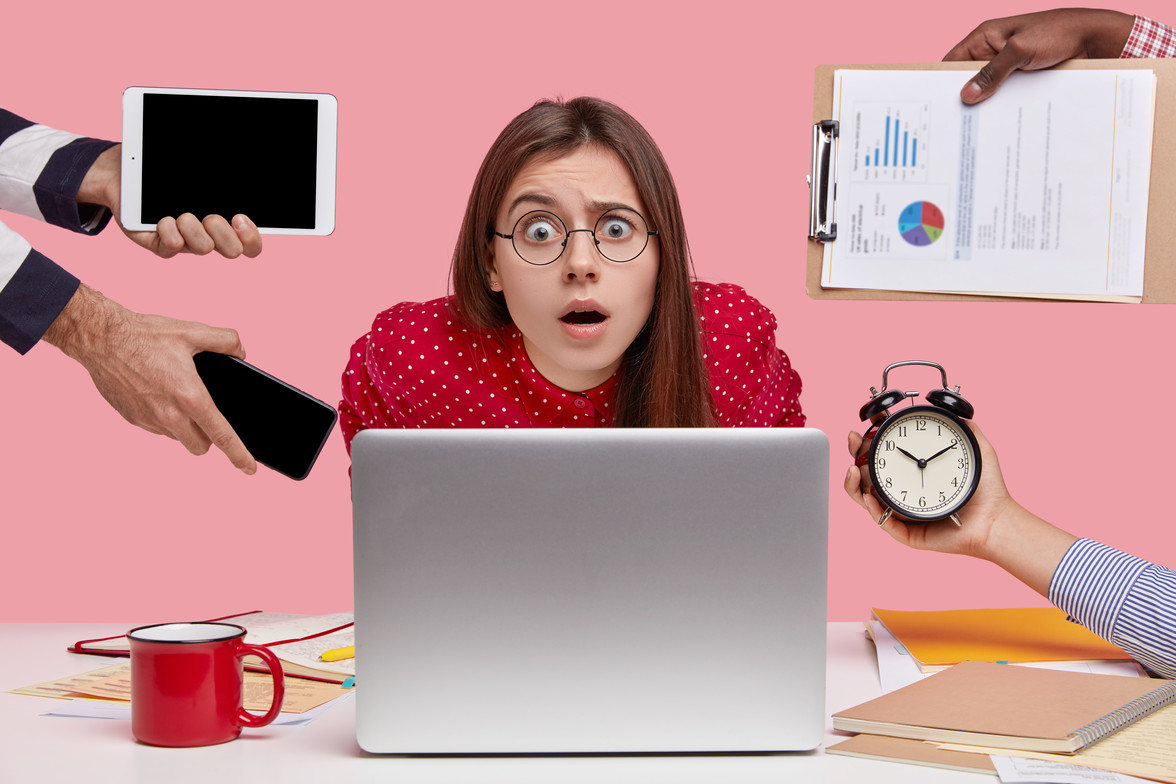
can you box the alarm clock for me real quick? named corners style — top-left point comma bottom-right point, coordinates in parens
top-left (855, 361), bottom-right (981, 526)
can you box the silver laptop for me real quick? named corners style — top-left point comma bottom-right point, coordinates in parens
top-left (351, 427), bottom-right (829, 754)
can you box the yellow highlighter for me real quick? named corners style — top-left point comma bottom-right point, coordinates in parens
top-left (320, 645), bottom-right (355, 662)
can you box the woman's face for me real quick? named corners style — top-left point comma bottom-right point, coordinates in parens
top-left (489, 145), bottom-right (659, 392)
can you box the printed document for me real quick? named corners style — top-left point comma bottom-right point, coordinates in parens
top-left (821, 69), bottom-right (1155, 300)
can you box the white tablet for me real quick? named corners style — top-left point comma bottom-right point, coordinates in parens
top-left (121, 87), bottom-right (337, 236)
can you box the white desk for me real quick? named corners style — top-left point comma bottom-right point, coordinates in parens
top-left (1, 622), bottom-right (989, 783)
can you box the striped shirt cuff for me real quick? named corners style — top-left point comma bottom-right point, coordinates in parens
top-left (1122, 15), bottom-right (1176, 59)
top-left (35, 136), bottom-right (118, 234)
top-left (1050, 538), bottom-right (1176, 678)
top-left (0, 245), bottom-right (80, 354)
top-left (0, 121), bottom-right (116, 234)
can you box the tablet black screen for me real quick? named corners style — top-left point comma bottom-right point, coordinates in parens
top-left (141, 93), bottom-right (318, 229)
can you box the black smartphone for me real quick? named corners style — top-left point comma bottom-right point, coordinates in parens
top-left (193, 352), bottom-right (338, 480)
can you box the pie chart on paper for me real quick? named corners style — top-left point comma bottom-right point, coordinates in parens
top-left (898, 201), bottom-right (944, 247)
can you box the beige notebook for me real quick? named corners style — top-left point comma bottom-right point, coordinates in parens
top-left (826, 734), bottom-right (996, 774)
top-left (832, 660), bottom-right (1176, 754)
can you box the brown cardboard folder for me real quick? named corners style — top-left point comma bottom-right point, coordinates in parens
top-left (808, 59), bottom-right (1176, 303)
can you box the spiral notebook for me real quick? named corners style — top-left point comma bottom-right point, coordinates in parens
top-left (832, 660), bottom-right (1176, 754)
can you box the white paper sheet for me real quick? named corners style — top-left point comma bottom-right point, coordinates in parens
top-left (823, 69), bottom-right (1154, 299)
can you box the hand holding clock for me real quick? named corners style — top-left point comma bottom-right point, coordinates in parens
top-left (844, 420), bottom-right (1076, 597)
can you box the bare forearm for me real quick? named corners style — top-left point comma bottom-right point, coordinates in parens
top-left (975, 503), bottom-right (1078, 597)
top-left (1072, 9), bottom-right (1136, 58)
top-left (75, 144), bottom-right (121, 212)
top-left (42, 284), bottom-right (127, 362)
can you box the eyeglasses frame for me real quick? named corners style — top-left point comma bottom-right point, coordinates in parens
top-left (493, 208), bottom-right (659, 266)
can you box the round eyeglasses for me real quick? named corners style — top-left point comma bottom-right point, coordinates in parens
top-left (494, 208), bottom-right (659, 266)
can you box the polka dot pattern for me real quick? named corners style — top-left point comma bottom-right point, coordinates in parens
top-left (339, 282), bottom-right (804, 452)
top-left (695, 282), bottom-right (805, 429)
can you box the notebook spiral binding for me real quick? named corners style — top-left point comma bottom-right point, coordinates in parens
top-left (1074, 680), bottom-right (1176, 748)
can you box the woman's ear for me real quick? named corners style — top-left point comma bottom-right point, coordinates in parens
top-left (486, 254), bottom-right (502, 291)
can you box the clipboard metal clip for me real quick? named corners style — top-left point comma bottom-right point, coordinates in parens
top-left (808, 120), bottom-right (838, 242)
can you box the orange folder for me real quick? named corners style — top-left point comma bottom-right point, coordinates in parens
top-left (872, 607), bottom-right (1133, 668)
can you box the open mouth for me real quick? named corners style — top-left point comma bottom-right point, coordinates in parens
top-left (560, 309), bottom-right (607, 325)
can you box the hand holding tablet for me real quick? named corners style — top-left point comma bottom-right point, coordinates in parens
top-left (121, 87), bottom-right (338, 236)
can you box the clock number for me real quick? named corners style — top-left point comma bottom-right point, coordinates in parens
top-left (884, 477), bottom-right (893, 489)
top-left (958, 457), bottom-right (965, 469)
top-left (876, 457), bottom-right (887, 469)
top-left (916, 419), bottom-right (927, 431)
top-left (951, 477), bottom-right (958, 487)
top-left (919, 496), bottom-right (927, 507)
top-left (884, 440), bottom-right (896, 452)
top-left (938, 491), bottom-right (946, 503)
top-left (896, 426), bottom-right (908, 438)
top-left (900, 491), bottom-right (908, 502)
top-left (936, 424), bottom-right (942, 436)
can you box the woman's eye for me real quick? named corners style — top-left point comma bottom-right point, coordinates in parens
top-left (524, 221), bottom-right (558, 242)
top-left (600, 218), bottom-right (632, 240)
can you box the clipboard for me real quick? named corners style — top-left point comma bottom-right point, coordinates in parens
top-left (807, 58), bottom-right (1176, 303)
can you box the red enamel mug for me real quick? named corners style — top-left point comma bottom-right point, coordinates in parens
top-left (128, 622), bottom-right (285, 747)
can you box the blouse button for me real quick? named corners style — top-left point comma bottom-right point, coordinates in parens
top-left (573, 398), bottom-right (588, 409)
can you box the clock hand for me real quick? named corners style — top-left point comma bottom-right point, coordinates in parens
top-left (924, 441), bottom-right (959, 463)
top-left (896, 445), bottom-right (929, 472)
top-left (894, 445), bottom-right (927, 486)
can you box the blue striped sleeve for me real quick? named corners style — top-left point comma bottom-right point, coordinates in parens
top-left (1049, 538), bottom-right (1176, 678)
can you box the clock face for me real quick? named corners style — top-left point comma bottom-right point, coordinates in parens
top-left (867, 405), bottom-right (982, 522)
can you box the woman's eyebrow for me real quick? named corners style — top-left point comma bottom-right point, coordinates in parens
top-left (506, 192), bottom-right (558, 214)
top-left (586, 200), bottom-right (636, 213)
top-left (506, 194), bottom-right (639, 216)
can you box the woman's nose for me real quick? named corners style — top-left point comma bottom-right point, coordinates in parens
top-left (562, 229), bottom-right (600, 280)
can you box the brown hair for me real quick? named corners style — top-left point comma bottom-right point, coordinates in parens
top-left (451, 97), bottom-right (715, 427)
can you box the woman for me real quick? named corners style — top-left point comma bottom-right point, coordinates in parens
top-left (340, 97), bottom-right (803, 446)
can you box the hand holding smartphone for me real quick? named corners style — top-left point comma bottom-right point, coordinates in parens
top-left (193, 352), bottom-right (337, 480)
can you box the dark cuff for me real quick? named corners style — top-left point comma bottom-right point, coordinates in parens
top-left (34, 137), bottom-right (118, 235)
top-left (0, 248), bottom-right (81, 354)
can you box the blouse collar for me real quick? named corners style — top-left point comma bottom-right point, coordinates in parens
top-left (505, 328), bottom-right (617, 426)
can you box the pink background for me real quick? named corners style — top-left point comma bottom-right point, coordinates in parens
top-left (2, 1), bottom-right (1173, 622)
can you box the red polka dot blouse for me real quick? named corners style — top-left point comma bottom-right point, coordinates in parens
top-left (339, 281), bottom-right (804, 451)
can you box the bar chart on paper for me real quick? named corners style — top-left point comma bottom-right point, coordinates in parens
top-left (853, 101), bottom-right (930, 182)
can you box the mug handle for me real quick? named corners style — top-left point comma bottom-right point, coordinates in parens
top-left (234, 642), bottom-right (286, 728)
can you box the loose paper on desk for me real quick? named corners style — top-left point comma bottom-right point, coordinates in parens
top-left (940, 702), bottom-right (1176, 784)
top-left (822, 69), bottom-right (1155, 300)
top-left (245, 612), bottom-right (355, 678)
top-left (8, 661), bottom-right (346, 714)
top-left (991, 755), bottom-right (1153, 784)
